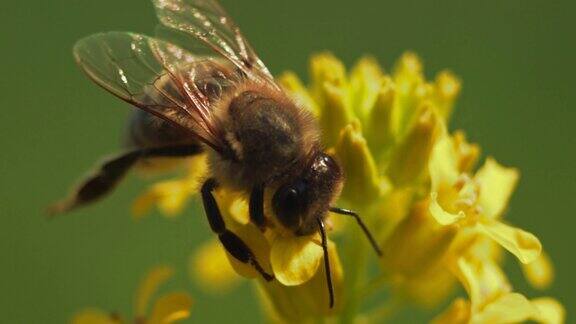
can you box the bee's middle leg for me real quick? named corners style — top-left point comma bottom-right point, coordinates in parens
top-left (201, 178), bottom-right (274, 281)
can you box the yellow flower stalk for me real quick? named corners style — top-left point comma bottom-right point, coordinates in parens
top-left (130, 52), bottom-right (564, 323)
top-left (72, 266), bottom-right (193, 324)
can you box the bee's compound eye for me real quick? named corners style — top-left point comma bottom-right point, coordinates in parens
top-left (285, 187), bottom-right (298, 201)
top-left (272, 181), bottom-right (308, 229)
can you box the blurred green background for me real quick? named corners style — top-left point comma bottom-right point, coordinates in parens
top-left (1, 0), bottom-right (574, 322)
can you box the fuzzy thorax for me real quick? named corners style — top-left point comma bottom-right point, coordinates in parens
top-left (209, 82), bottom-right (319, 191)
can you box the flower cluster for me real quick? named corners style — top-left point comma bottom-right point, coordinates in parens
top-left (80, 52), bottom-right (564, 323)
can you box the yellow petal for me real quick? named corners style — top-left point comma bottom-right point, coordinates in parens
top-left (522, 250), bottom-right (554, 290)
top-left (474, 293), bottom-right (534, 324)
top-left (223, 223), bottom-right (272, 278)
top-left (132, 156), bottom-right (206, 219)
top-left (258, 241), bottom-right (343, 321)
top-left (475, 157), bottom-right (519, 219)
top-left (134, 266), bottom-right (174, 316)
top-left (71, 309), bottom-right (120, 324)
top-left (155, 181), bottom-right (192, 216)
top-left (270, 234), bottom-right (323, 286)
top-left (190, 239), bottom-right (240, 294)
top-left (431, 298), bottom-right (470, 324)
top-left (429, 132), bottom-right (459, 192)
top-left (132, 189), bottom-right (158, 219)
top-left (228, 197), bottom-right (250, 225)
top-left (454, 256), bottom-right (511, 311)
top-left (132, 180), bottom-right (192, 219)
top-left (214, 189), bottom-right (250, 225)
top-left (430, 192), bottom-right (465, 225)
top-left (148, 292), bottom-right (193, 324)
top-left (477, 219), bottom-right (542, 264)
top-left (530, 297), bottom-right (565, 324)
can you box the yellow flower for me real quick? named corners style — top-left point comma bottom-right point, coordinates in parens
top-left (132, 155), bottom-right (208, 219)
top-left (429, 131), bottom-right (542, 264)
top-left (72, 266), bottom-right (193, 324)
top-left (126, 52), bottom-right (561, 323)
top-left (522, 250), bottom-right (555, 290)
top-left (257, 241), bottom-right (344, 320)
top-left (190, 238), bottom-right (241, 294)
top-left (432, 255), bottom-right (565, 324)
top-left (188, 186), bottom-right (341, 320)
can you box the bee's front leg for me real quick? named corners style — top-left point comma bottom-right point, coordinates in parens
top-left (201, 178), bottom-right (274, 281)
top-left (249, 183), bottom-right (266, 230)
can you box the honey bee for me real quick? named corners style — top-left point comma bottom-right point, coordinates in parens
top-left (51, 0), bottom-right (382, 307)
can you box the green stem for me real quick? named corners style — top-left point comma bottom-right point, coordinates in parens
top-left (338, 207), bottom-right (373, 324)
top-left (314, 316), bottom-right (327, 324)
top-left (364, 297), bottom-right (404, 323)
top-left (358, 273), bottom-right (391, 301)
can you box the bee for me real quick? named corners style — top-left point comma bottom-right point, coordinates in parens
top-left (51, 0), bottom-right (382, 307)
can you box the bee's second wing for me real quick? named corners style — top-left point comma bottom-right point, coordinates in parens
top-left (153, 0), bottom-right (278, 88)
top-left (73, 32), bottom-right (234, 153)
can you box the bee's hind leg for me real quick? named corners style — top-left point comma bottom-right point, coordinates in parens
top-left (201, 178), bottom-right (274, 281)
top-left (48, 144), bottom-right (202, 216)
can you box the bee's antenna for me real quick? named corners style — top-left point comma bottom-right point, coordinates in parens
top-left (329, 207), bottom-right (383, 256)
top-left (317, 218), bottom-right (335, 308)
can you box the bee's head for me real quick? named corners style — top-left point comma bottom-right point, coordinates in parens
top-left (272, 152), bottom-right (343, 235)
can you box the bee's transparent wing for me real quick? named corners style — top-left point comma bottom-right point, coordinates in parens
top-left (73, 32), bottom-right (235, 153)
top-left (153, 0), bottom-right (278, 88)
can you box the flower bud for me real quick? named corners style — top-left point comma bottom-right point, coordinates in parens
top-left (381, 201), bottom-right (457, 277)
top-left (433, 70), bottom-right (461, 120)
top-left (309, 52), bottom-right (347, 108)
top-left (349, 56), bottom-right (383, 120)
top-left (278, 71), bottom-right (319, 116)
top-left (334, 121), bottom-right (381, 205)
top-left (366, 76), bottom-right (396, 157)
top-left (393, 52), bottom-right (423, 80)
top-left (319, 83), bottom-right (353, 147)
top-left (391, 52), bottom-right (425, 136)
top-left (387, 106), bottom-right (439, 187)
